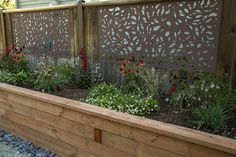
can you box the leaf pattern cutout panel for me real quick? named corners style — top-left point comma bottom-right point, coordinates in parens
top-left (11, 9), bottom-right (73, 58)
top-left (98, 0), bottom-right (223, 71)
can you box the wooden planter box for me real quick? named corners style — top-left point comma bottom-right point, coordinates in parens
top-left (0, 83), bottom-right (235, 157)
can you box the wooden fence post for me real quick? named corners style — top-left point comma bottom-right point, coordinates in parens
top-left (0, 9), bottom-right (6, 53)
top-left (217, 0), bottom-right (236, 89)
top-left (76, 2), bottom-right (84, 56)
top-left (4, 13), bottom-right (13, 49)
top-left (229, 0), bottom-right (236, 89)
top-left (72, 2), bottom-right (84, 57)
top-left (83, 6), bottom-right (99, 63)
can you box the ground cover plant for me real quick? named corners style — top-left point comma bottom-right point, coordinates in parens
top-left (0, 46), bottom-right (32, 86)
top-left (148, 72), bottom-right (236, 138)
top-left (171, 74), bottom-right (236, 133)
top-left (86, 83), bottom-right (158, 116)
top-left (0, 47), bottom-right (235, 139)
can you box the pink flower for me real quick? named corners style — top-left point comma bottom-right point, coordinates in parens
top-left (137, 60), bottom-right (145, 67)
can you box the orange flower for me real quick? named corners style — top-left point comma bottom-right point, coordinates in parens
top-left (127, 69), bottom-right (133, 74)
top-left (12, 52), bottom-right (24, 63)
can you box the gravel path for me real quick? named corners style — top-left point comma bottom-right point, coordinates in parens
top-left (0, 129), bottom-right (58, 157)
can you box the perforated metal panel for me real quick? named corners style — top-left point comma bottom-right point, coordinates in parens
top-left (11, 9), bottom-right (73, 58)
top-left (98, 0), bottom-right (223, 71)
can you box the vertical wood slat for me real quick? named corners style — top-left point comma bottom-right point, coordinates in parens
top-left (77, 3), bottom-right (84, 50)
top-left (217, 0), bottom-right (236, 89)
top-left (74, 3), bottom-right (84, 56)
top-left (71, 6), bottom-right (77, 57)
top-left (4, 13), bottom-right (13, 48)
top-left (229, 0), bottom-right (236, 88)
top-left (0, 9), bottom-right (6, 52)
top-left (84, 6), bottom-right (99, 63)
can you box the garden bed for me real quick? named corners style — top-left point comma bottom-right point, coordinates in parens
top-left (0, 43), bottom-right (235, 140)
top-left (46, 89), bottom-right (236, 140)
top-left (0, 43), bottom-right (235, 157)
top-left (146, 96), bottom-right (236, 139)
top-left (0, 83), bottom-right (235, 157)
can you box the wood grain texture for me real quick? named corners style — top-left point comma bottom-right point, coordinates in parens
top-left (4, 13), bottom-right (13, 48)
top-left (0, 10), bottom-right (6, 51)
top-left (82, 0), bottom-right (177, 7)
top-left (217, 0), bottom-right (236, 89)
top-left (83, 6), bottom-right (99, 63)
top-left (77, 3), bottom-right (84, 51)
top-left (0, 1), bottom-right (234, 156)
top-left (2, 3), bottom-right (77, 13)
top-left (229, 0), bottom-right (236, 88)
top-left (94, 128), bottom-right (102, 143)
top-left (0, 83), bottom-right (235, 157)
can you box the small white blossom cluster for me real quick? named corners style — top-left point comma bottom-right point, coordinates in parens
top-left (91, 63), bottom-right (104, 84)
top-left (171, 75), bottom-right (225, 109)
top-left (86, 84), bottom-right (158, 116)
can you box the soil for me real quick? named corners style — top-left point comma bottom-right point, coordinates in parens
top-left (30, 88), bottom-right (236, 140)
top-left (146, 95), bottom-right (236, 140)
top-left (50, 88), bottom-right (90, 102)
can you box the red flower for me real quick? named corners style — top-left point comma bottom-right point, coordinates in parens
top-left (168, 85), bottom-right (177, 95)
top-left (4, 48), bottom-right (10, 54)
top-left (80, 48), bottom-right (88, 71)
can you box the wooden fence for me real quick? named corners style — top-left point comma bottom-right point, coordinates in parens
top-left (0, 0), bottom-right (236, 88)
top-left (0, 83), bottom-right (235, 157)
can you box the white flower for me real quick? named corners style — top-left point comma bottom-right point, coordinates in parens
top-left (210, 82), bottom-right (215, 88)
top-left (165, 98), bottom-right (169, 102)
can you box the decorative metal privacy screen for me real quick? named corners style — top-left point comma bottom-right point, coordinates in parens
top-left (98, 0), bottom-right (222, 71)
top-left (11, 9), bottom-right (73, 58)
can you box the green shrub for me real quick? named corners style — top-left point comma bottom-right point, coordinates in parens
top-left (34, 74), bottom-right (62, 92)
top-left (194, 104), bottom-right (229, 131)
top-left (139, 68), bottom-right (162, 99)
top-left (171, 74), bottom-right (236, 110)
top-left (34, 63), bottom-right (73, 92)
top-left (8, 70), bottom-right (32, 86)
top-left (0, 70), bottom-right (32, 86)
top-left (54, 63), bottom-right (74, 85)
top-left (14, 58), bottom-right (30, 73)
top-left (91, 63), bottom-right (104, 85)
top-left (121, 66), bottom-right (162, 99)
top-left (72, 65), bottom-right (92, 89)
top-left (0, 47), bottom-right (30, 73)
top-left (0, 70), bottom-right (13, 83)
top-left (0, 56), bottom-right (14, 71)
top-left (86, 84), bottom-right (158, 116)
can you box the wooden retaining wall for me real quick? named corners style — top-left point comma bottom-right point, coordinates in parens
top-left (0, 83), bottom-right (235, 157)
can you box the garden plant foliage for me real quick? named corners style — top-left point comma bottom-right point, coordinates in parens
top-left (86, 83), bottom-right (158, 116)
top-left (171, 73), bottom-right (236, 131)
